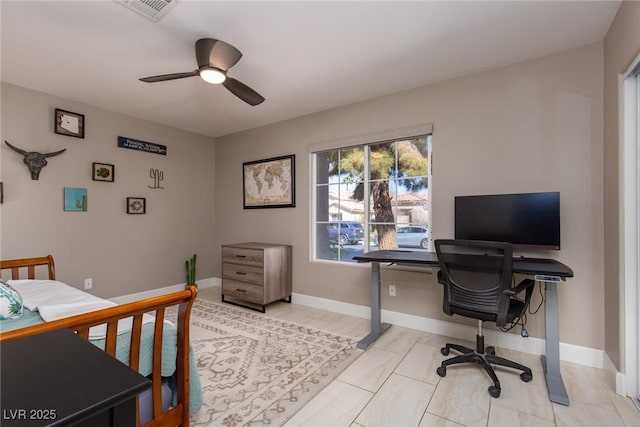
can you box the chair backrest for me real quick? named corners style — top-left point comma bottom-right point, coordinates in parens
top-left (435, 239), bottom-right (513, 326)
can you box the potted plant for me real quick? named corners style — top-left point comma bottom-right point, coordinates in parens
top-left (185, 253), bottom-right (197, 287)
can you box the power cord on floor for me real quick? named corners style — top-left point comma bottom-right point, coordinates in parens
top-left (500, 275), bottom-right (537, 336)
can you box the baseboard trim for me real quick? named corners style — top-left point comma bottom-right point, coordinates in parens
top-left (292, 291), bottom-right (605, 369)
top-left (109, 277), bottom-right (219, 304)
top-left (111, 283), bottom-right (606, 370)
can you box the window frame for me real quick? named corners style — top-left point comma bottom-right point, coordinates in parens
top-left (310, 124), bottom-right (433, 263)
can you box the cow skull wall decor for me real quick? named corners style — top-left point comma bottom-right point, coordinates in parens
top-left (4, 140), bottom-right (66, 180)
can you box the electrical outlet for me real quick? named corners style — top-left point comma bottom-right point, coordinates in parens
top-left (84, 278), bottom-right (93, 290)
top-left (388, 284), bottom-right (396, 296)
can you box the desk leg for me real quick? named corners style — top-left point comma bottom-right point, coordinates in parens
top-left (357, 262), bottom-right (392, 350)
top-left (541, 281), bottom-right (570, 406)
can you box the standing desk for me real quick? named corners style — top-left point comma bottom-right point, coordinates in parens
top-left (353, 250), bottom-right (574, 406)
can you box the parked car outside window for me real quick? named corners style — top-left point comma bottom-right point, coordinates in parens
top-left (396, 226), bottom-right (429, 249)
top-left (327, 222), bottom-right (364, 245)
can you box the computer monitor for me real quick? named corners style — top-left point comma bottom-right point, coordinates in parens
top-left (454, 192), bottom-right (561, 250)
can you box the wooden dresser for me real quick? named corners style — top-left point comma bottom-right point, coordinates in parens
top-left (221, 242), bottom-right (292, 312)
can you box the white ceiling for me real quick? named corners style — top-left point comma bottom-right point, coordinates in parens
top-left (1, 1), bottom-right (620, 138)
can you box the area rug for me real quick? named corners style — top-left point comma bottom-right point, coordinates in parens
top-left (184, 298), bottom-right (363, 426)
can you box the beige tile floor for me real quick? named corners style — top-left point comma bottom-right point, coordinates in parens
top-left (198, 287), bottom-right (640, 427)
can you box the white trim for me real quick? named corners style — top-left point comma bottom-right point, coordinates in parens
top-left (308, 123), bottom-right (433, 153)
top-left (292, 292), bottom-right (605, 369)
top-left (619, 57), bottom-right (640, 399)
top-left (110, 279), bottom-right (607, 369)
top-left (309, 151), bottom-right (316, 262)
top-left (109, 277), bottom-right (219, 304)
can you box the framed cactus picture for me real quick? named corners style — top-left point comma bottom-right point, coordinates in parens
top-left (92, 162), bottom-right (114, 182)
top-left (64, 187), bottom-right (87, 212)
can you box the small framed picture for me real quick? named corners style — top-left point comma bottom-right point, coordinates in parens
top-left (55, 108), bottom-right (85, 138)
top-left (126, 197), bottom-right (146, 214)
top-left (64, 188), bottom-right (87, 212)
top-left (92, 162), bottom-right (114, 182)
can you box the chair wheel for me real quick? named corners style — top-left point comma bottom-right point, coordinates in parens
top-left (440, 347), bottom-right (450, 356)
top-left (436, 366), bottom-right (446, 377)
top-left (488, 385), bottom-right (501, 398)
top-left (520, 372), bottom-right (533, 382)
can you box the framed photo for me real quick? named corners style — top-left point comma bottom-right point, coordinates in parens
top-left (92, 162), bottom-right (114, 182)
top-left (243, 154), bottom-right (295, 209)
top-left (55, 108), bottom-right (85, 138)
top-left (126, 197), bottom-right (146, 214)
top-left (64, 188), bottom-right (87, 212)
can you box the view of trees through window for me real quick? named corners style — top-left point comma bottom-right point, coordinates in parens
top-left (314, 134), bottom-right (432, 262)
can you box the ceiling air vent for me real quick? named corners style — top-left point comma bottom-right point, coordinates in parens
top-left (116, 0), bottom-right (179, 22)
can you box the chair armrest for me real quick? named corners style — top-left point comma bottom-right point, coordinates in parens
top-left (504, 278), bottom-right (535, 296)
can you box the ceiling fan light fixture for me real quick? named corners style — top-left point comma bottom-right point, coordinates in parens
top-left (199, 67), bottom-right (226, 84)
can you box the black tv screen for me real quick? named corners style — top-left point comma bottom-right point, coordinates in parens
top-left (455, 192), bottom-right (560, 250)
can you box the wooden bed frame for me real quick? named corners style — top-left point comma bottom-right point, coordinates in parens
top-left (0, 255), bottom-right (197, 427)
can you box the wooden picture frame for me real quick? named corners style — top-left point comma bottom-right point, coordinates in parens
top-left (55, 108), bottom-right (85, 139)
top-left (243, 154), bottom-right (295, 209)
top-left (126, 197), bottom-right (146, 214)
top-left (92, 162), bottom-right (114, 182)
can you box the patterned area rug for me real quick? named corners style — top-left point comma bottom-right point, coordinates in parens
top-left (186, 299), bottom-right (362, 426)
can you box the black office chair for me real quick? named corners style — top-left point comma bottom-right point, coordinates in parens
top-left (434, 239), bottom-right (535, 398)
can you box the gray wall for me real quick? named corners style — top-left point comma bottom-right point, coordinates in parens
top-left (603, 0), bottom-right (640, 371)
top-left (215, 43), bottom-right (605, 350)
top-left (2, 25), bottom-right (630, 358)
top-left (1, 83), bottom-right (216, 298)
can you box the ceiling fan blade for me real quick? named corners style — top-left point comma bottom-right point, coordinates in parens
top-left (196, 38), bottom-right (242, 71)
top-left (139, 70), bottom-right (199, 83)
top-left (222, 78), bottom-right (265, 106)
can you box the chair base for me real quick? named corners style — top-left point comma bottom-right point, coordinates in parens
top-left (436, 335), bottom-right (533, 398)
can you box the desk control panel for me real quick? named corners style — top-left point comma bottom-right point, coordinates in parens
top-left (534, 274), bottom-right (563, 282)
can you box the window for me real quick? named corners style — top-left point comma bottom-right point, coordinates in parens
top-left (312, 129), bottom-right (432, 263)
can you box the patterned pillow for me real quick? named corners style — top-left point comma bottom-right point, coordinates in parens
top-left (0, 279), bottom-right (24, 320)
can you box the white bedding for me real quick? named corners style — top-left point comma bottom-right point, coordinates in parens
top-left (7, 279), bottom-right (154, 338)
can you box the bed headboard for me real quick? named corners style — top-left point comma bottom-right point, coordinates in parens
top-left (0, 255), bottom-right (56, 281)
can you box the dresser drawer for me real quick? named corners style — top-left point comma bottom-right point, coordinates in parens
top-left (222, 279), bottom-right (263, 304)
top-left (222, 247), bottom-right (264, 267)
top-left (222, 262), bottom-right (264, 285)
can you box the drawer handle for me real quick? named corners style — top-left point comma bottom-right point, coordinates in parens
top-left (235, 255), bottom-right (247, 258)
top-left (235, 288), bottom-right (246, 293)
top-left (236, 272), bottom-right (247, 275)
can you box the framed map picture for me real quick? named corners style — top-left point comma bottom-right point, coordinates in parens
top-left (243, 154), bottom-right (295, 209)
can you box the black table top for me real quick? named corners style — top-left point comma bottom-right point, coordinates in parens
top-left (353, 250), bottom-right (574, 278)
top-left (0, 329), bottom-right (150, 427)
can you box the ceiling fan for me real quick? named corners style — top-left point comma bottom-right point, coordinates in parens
top-left (139, 38), bottom-right (265, 106)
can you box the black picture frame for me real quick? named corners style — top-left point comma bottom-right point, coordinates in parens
top-left (55, 108), bottom-right (85, 139)
top-left (92, 162), bottom-right (114, 182)
top-left (126, 197), bottom-right (146, 214)
top-left (243, 154), bottom-right (295, 209)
